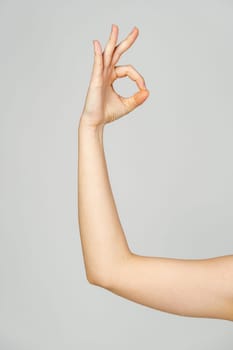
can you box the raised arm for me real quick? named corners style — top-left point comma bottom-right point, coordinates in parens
top-left (77, 24), bottom-right (233, 321)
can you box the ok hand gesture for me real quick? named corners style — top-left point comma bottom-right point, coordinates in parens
top-left (81, 24), bottom-right (150, 128)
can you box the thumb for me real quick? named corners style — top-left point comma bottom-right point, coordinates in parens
top-left (120, 88), bottom-right (150, 113)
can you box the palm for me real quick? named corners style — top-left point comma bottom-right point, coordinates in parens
top-left (104, 83), bottom-right (129, 123)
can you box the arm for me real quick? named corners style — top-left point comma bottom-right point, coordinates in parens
top-left (77, 24), bottom-right (233, 321)
top-left (78, 24), bottom-right (148, 284)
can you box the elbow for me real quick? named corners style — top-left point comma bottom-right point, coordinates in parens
top-left (86, 270), bottom-right (111, 289)
top-left (84, 251), bottom-right (133, 288)
top-left (86, 274), bottom-right (100, 286)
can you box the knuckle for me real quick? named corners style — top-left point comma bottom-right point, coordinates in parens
top-left (95, 62), bottom-right (102, 69)
top-left (94, 58), bottom-right (103, 67)
top-left (112, 55), bottom-right (120, 66)
top-left (113, 43), bottom-right (120, 53)
top-left (141, 76), bottom-right (145, 84)
top-left (103, 48), bottom-right (111, 57)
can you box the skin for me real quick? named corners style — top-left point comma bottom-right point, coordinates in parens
top-left (77, 24), bottom-right (233, 321)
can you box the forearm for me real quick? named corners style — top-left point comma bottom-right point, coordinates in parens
top-left (77, 117), bottom-right (132, 285)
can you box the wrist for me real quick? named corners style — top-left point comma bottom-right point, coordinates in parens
top-left (79, 115), bottom-right (104, 130)
top-left (78, 115), bottom-right (105, 142)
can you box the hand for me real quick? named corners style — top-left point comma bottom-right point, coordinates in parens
top-left (80, 24), bottom-right (150, 129)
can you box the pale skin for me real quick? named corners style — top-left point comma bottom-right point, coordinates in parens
top-left (77, 24), bottom-right (233, 321)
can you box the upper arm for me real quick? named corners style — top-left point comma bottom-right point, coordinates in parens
top-left (104, 253), bottom-right (233, 321)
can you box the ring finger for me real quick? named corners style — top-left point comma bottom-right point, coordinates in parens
top-left (103, 24), bottom-right (119, 68)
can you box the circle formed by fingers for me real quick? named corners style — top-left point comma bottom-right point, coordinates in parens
top-left (112, 64), bottom-right (146, 90)
top-left (110, 64), bottom-right (149, 116)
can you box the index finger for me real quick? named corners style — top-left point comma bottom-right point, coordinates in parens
top-left (111, 26), bottom-right (139, 67)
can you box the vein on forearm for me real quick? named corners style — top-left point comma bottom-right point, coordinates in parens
top-left (77, 122), bottom-right (131, 280)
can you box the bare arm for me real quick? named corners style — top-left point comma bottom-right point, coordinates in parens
top-left (77, 24), bottom-right (233, 321)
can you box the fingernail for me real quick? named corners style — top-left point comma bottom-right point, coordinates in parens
top-left (130, 26), bottom-right (138, 34)
top-left (93, 40), bottom-right (101, 54)
top-left (130, 26), bottom-right (135, 34)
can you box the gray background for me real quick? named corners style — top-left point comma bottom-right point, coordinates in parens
top-left (0, 0), bottom-right (233, 348)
